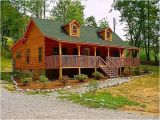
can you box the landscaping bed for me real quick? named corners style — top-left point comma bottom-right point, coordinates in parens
top-left (13, 76), bottom-right (108, 90)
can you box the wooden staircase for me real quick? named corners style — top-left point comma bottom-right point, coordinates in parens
top-left (99, 57), bottom-right (118, 78)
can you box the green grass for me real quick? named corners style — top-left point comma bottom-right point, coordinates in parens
top-left (1, 56), bottom-right (12, 72)
top-left (59, 91), bottom-right (141, 109)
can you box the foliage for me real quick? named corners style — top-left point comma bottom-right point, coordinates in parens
top-left (26, 91), bottom-right (52, 96)
top-left (59, 91), bottom-right (140, 109)
top-left (1, 0), bottom-right (29, 41)
top-left (21, 77), bottom-right (32, 86)
top-left (74, 74), bottom-right (88, 82)
top-left (143, 66), bottom-right (150, 73)
top-left (85, 16), bottom-right (97, 27)
top-left (50, 0), bottom-right (85, 25)
top-left (4, 84), bottom-right (15, 91)
top-left (92, 71), bottom-right (104, 80)
top-left (59, 76), bottom-right (69, 86)
top-left (98, 17), bottom-right (109, 28)
top-left (134, 67), bottom-right (140, 75)
top-left (39, 74), bottom-right (49, 89)
top-left (113, 0), bottom-right (159, 63)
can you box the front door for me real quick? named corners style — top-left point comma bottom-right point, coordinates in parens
top-left (84, 48), bottom-right (90, 56)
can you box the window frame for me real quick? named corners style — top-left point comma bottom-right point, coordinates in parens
top-left (38, 47), bottom-right (42, 62)
top-left (26, 49), bottom-right (30, 64)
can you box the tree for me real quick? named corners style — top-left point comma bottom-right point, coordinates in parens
top-left (1, 0), bottom-right (29, 43)
top-left (85, 16), bottom-right (97, 27)
top-left (98, 17), bottom-right (109, 28)
top-left (113, 0), bottom-right (159, 62)
top-left (50, 0), bottom-right (85, 25)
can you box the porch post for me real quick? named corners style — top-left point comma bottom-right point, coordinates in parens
top-left (107, 47), bottom-right (110, 57)
top-left (94, 46), bottom-right (97, 72)
top-left (119, 49), bottom-right (122, 76)
top-left (77, 45), bottom-right (81, 75)
top-left (59, 42), bottom-right (62, 79)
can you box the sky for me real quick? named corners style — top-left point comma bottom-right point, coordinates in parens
top-left (82, 0), bottom-right (126, 40)
top-left (47, 0), bottom-right (126, 40)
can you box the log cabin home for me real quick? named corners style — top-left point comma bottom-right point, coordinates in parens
top-left (11, 18), bottom-right (140, 80)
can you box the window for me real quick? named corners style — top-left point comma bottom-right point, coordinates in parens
top-left (72, 25), bottom-right (77, 34)
top-left (73, 48), bottom-right (78, 55)
top-left (84, 48), bottom-right (90, 56)
top-left (26, 49), bottom-right (30, 64)
top-left (62, 48), bottom-right (67, 55)
top-left (107, 32), bottom-right (110, 38)
top-left (53, 47), bottom-right (59, 55)
top-left (38, 47), bottom-right (42, 62)
top-left (16, 51), bottom-right (21, 58)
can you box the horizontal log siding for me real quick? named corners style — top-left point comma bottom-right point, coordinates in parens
top-left (12, 21), bottom-right (45, 70)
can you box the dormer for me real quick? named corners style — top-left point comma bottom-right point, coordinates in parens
top-left (63, 20), bottom-right (80, 37)
top-left (97, 27), bottom-right (112, 41)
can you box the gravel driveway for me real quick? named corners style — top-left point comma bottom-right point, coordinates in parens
top-left (0, 85), bottom-right (159, 120)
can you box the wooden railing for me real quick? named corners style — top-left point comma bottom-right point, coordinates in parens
top-left (45, 55), bottom-right (99, 69)
top-left (107, 57), bottom-right (140, 67)
top-left (106, 57), bottom-right (119, 77)
top-left (45, 55), bottom-right (140, 69)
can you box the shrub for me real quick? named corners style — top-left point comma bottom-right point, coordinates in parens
top-left (21, 77), bottom-right (32, 86)
top-left (134, 68), bottom-right (140, 75)
top-left (74, 74), bottom-right (88, 82)
top-left (92, 71), bottom-right (104, 80)
top-left (143, 67), bottom-right (150, 73)
top-left (59, 76), bottom-right (69, 86)
top-left (39, 74), bottom-right (49, 89)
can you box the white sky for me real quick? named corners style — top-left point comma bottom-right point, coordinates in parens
top-left (82, 0), bottom-right (126, 40)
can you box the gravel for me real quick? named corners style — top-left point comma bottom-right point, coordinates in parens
top-left (69, 77), bottom-right (131, 93)
top-left (0, 85), bottom-right (159, 120)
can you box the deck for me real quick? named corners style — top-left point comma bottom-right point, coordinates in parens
top-left (45, 55), bottom-right (140, 69)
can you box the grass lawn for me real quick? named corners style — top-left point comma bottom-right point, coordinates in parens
top-left (100, 65), bottom-right (159, 114)
top-left (58, 90), bottom-right (143, 110)
top-left (58, 65), bottom-right (159, 115)
top-left (1, 56), bottom-right (13, 83)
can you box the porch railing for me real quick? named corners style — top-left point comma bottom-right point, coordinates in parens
top-left (107, 57), bottom-right (140, 67)
top-left (45, 55), bottom-right (99, 69)
top-left (45, 55), bottom-right (140, 69)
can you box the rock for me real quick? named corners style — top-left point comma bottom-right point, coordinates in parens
top-left (66, 86), bottom-right (71, 89)
top-left (26, 89), bottom-right (30, 92)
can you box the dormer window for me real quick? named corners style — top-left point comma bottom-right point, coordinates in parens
top-left (63, 20), bottom-right (80, 37)
top-left (107, 32), bottom-right (110, 38)
top-left (97, 27), bottom-right (113, 41)
top-left (72, 25), bottom-right (78, 34)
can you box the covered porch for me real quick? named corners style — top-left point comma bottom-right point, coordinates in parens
top-left (45, 38), bottom-right (140, 78)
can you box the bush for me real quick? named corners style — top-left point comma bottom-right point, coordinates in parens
top-left (74, 74), bottom-right (88, 82)
top-left (59, 76), bottom-right (69, 86)
top-left (92, 71), bottom-right (104, 80)
top-left (39, 74), bottom-right (49, 89)
top-left (143, 67), bottom-right (150, 73)
top-left (21, 77), bottom-right (32, 86)
top-left (134, 68), bottom-right (140, 75)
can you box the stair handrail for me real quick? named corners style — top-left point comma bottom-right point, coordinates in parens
top-left (106, 57), bottom-right (119, 68)
top-left (106, 57), bottom-right (119, 77)
top-left (99, 57), bottom-right (111, 68)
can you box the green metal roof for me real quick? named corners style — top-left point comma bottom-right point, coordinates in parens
top-left (32, 18), bottom-right (137, 49)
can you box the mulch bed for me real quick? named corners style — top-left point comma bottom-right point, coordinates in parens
top-left (14, 77), bottom-right (108, 90)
